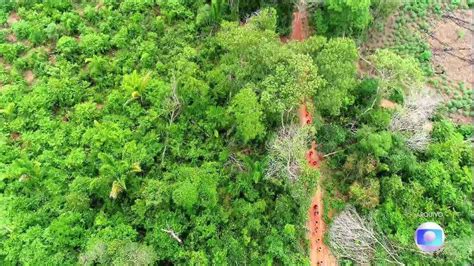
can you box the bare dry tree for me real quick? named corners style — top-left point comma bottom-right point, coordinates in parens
top-left (161, 75), bottom-right (182, 165)
top-left (225, 153), bottom-right (246, 172)
top-left (329, 206), bottom-right (402, 265)
top-left (168, 75), bottom-right (181, 124)
top-left (296, 0), bottom-right (307, 12)
top-left (390, 88), bottom-right (442, 151)
top-left (161, 228), bottom-right (183, 244)
top-left (405, 131), bottom-right (431, 151)
top-left (265, 125), bottom-right (310, 181)
top-left (306, 0), bottom-right (325, 9)
top-left (120, 242), bottom-right (157, 266)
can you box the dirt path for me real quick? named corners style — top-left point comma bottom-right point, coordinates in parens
top-left (290, 10), bottom-right (309, 41)
top-left (307, 184), bottom-right (337, 266)
top-left (287, 3), bottom-right (337, 265)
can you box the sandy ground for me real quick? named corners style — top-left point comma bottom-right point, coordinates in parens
top-left (379, 99), bottom-right (398, 109)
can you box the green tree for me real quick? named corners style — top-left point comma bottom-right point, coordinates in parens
top-left (349, 179), bottom-right (380, 209)
top-left (314, 0), bottom-right (372, 36)
top-left (357, 127), bottom-right (393, 158)
top-left (173, 181), bottom-right (198, 210)
top-left (369, 49), bottom-right (424, 94)
top-left (315, 38), bottom-right (358, 115)
top-left (228, 85), bottom-right (265, 143)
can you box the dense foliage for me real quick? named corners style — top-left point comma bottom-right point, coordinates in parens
top-left (0, 2), bottom-right (317, 265)
top-left (312, 0), bottom-right (403, 37)
top-left (0, 0), bottom-right (472, 265)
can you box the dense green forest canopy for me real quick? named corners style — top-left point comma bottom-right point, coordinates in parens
top-left (0, 0), bottom-right (472, 265)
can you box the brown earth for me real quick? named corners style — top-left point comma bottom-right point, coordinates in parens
top-left (0, 58), bottom-right (12, 72)
top-left (428, 9), bottom-right (473, 124)
top-left (429, 9), bottom-right (473, 87)
top-left (290, 11), bottom-right (309, 41)
top-left (6, 33), bottom-right (17, 42)
top-left (7, 12), bottom-right (20, 25)
top-left (307, 184), bottom-right (337, 266)
top-left (24, 70), bottom-right (35, 85)
top-left (451, 113), bottom-right (473, 124)
top-left (362, 13), bottom-right (399, 53)
top-left (10, 132), bottom-right (20, 141)
top-left (379, 99), bottom-right (398, 109)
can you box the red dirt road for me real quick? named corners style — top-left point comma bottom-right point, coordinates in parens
top-left (290, 11), bottom-right (309, 41)
top-left (288, 5), bottom-right (338, 266)
top-left (307, 185), bottom-right (337, 266)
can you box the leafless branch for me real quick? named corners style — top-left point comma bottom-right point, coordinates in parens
top-left (225, 154), bottom-right (246, 172)
top-left (169, 75), bottom-right (181, 124)
top-left (161, 75), bottom-right (182, 165)
top-left (390, 88), bottom-right (442, 151)
top-left (442, 13), bottom-right (474, 32)
top-left (428, 33), bottom-right (474, 64)
top-left (265, 125), bottom-right (310, 181)
top-left (161, 228), bottom-right (183, 244)
top-left (323, 150), bottom-right (344, 158)
top-left (329, 206), bottom-right (403, 265)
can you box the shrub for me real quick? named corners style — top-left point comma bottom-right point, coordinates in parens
top-left (56, 36), bottom-right (79, 58)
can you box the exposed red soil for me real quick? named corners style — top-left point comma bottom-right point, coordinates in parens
top-left (306, 141), bottom-right (323, 169)
top-left (307, 185), bottom-right (337, 266)
top-left (298, 103), bottom-right (313, 126)
top-left (290, 11), bottom-right (309, 41)
top-left (286, 7), bottom-right (337, 264)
